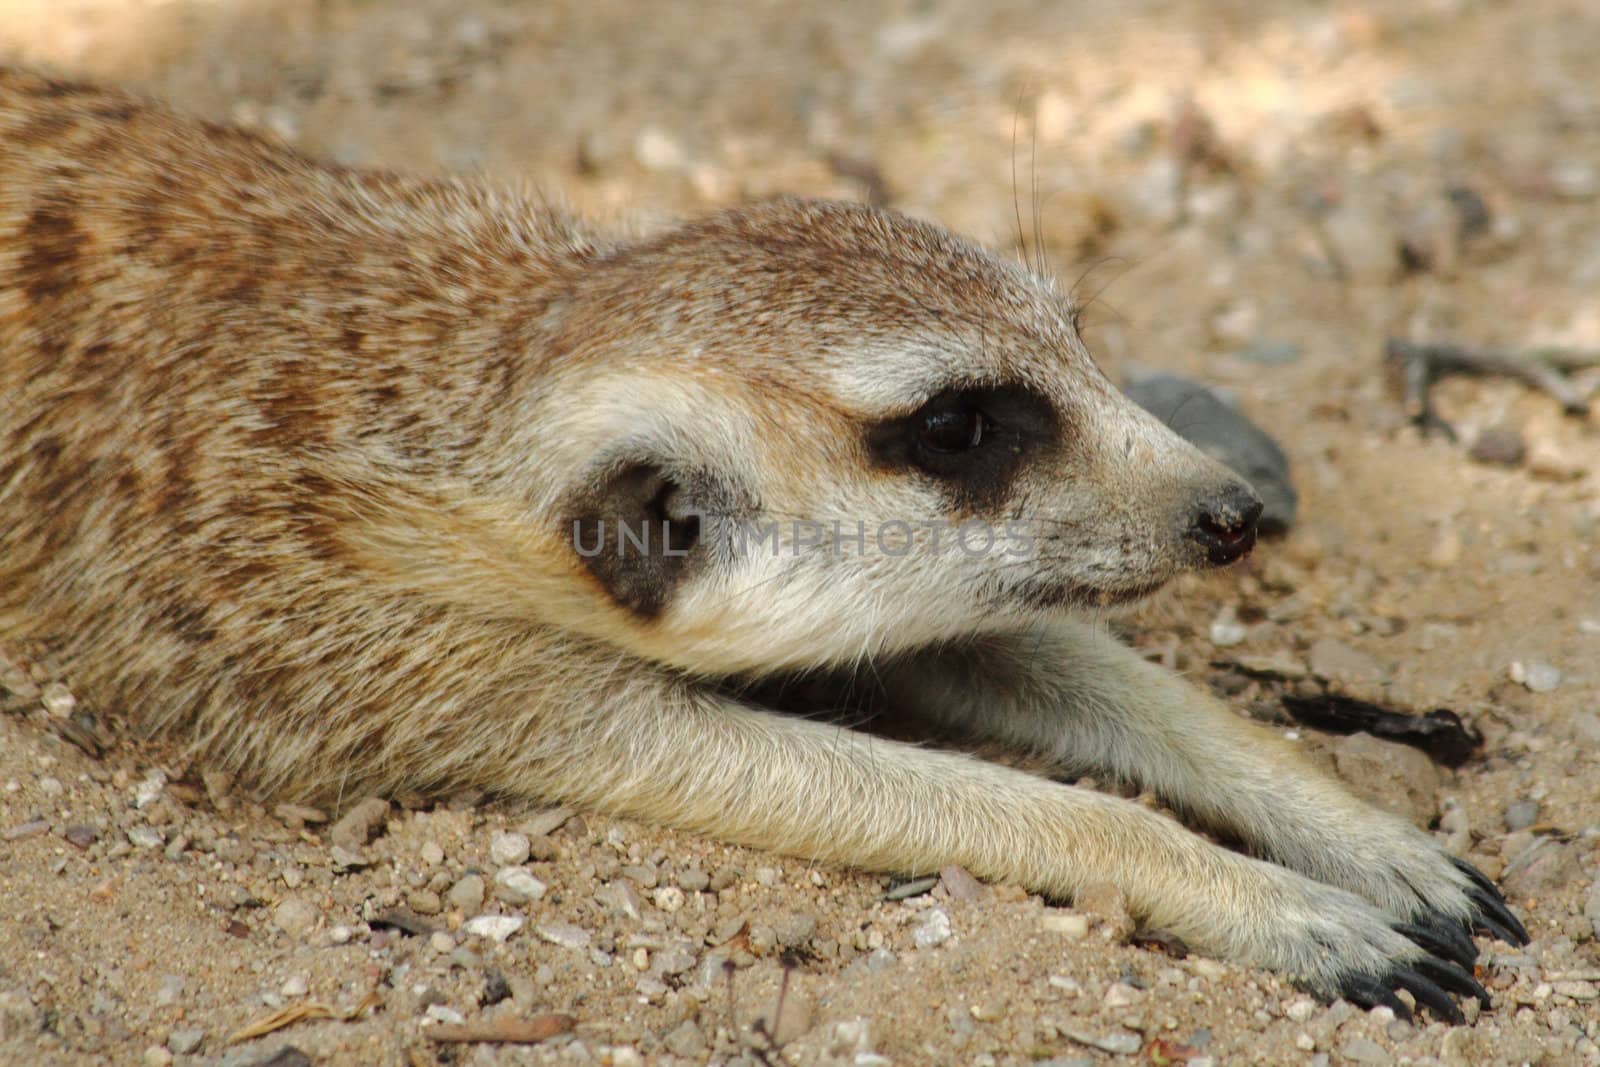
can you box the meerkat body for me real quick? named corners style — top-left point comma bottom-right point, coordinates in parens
top-left (0, 69), bottom-right (1523, 1018)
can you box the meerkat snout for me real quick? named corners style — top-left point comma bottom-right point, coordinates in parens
top-left (1185, 481), bottom-right (1263, 566)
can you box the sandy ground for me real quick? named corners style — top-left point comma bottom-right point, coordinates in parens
top-left (2, 0), bottom-right (1599, 1064)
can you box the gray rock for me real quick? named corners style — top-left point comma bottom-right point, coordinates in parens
top-left (166, 1027), bottom-right (204, 1055)
top-left (662, 1020), bottom-right (707, 1057)
top-left (155, 975), bottom-right (184, 1006)
top-left (494, 867), bottom-right (547, 905)
top-left (774, 913), bottom-right (817, 948)
top-left (127, 826), bottom-right (165, 849)
top-left (912, 908), bottom-right (951, 948)
top-left (1521, 661), bottom-right (1563, 693)
top-left (1063, 1028), bottom-right (1143, 1055)
top-left (272, 898), bottom-right (318, 939)
top-left (1124, 372), bottom-right (1297, 533)
top-left (938, 864), bottom-right (985, 902)
top-left (488, 831), bottom-right (531, 867)
top-left (1469, 426), bottom-right (1527, 467)
top-left (447, 873), bottom-right (486, 915)
top-left (1504, 799), bottom-right (1540, 832)
top-left (536, 922), bottom-right (591, 951)
top-left (884, 875), bottom-right (938, 901)
top-left (328, 797), bottom-right (389, 849)
top-left (1339, 1036), bottom-right (1391, 1065)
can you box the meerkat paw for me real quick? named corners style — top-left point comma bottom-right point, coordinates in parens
top-left (1229, 860), bottom-right (1497, 1024)
top-left (1293, 817), bottom-right (1530, 953)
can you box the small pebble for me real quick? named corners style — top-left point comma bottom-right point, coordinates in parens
top-left (1102, 982), bottom-right (1140, 1008)
top-left (1509, 660), bottom-right (1562, 693)
top-left (495, 867), bottom-right (547, 904)
top-left (155, 975), bottom-right (185, 1006)
top-left (1339, 1036), bottom-right (1390, 1065)
top-left (653, 886), bottom-right (685, 912)
top-left (662, 1019), bottom-right (707, 1057)
top-left (488, 831), bottom-right (532, 867)
top-left (1469, 426), bottom-right (1526, 467)
top-left (464, 915), bottom-right (523, 943)
top-left (448, 873), bottom-right (487, 914)
top-left (774, 913), bottom-right (817, 948)
top-left (652, 946), bottom-right (697, 976)
top-left (1504, 798), bottom-right (1540, 832)
top-left (127, 826), bottom-right (164, 849)
top-left (407, 889), bottom-right (443, 915)
top-left (329, 924), bottom-right (353, 945)
top-left (536, 922), bottom-right (591, 951)
top-left (166, 1027), bottom-right (204, 1055)
top-left (1285, 995), bottom-right (1318, 1021)
top-left (1063, 1028), bottom-right (1142, 1055)
top-left (1209, 606), bottom-right (1248, 647)
top-left (884, 875), bottom-right (939, 901)
top-left (39, 681), bottom-right (76, 718)
top-left (913, 908), bottom-right (952, 949)
top-left (328, 796), bottom-right (389, 849)
top-left (520, 807), bottom-right (573, 837)
top-left (419, 841), bottom-right (445, 866)
top-left (281, 975), bottom-right (308, 997)
top-left (64, 825), bottom-right (99, 850)
top-left (273, 898), bottom-right (318, 939)
top-left (142, 1046), bottom-right (174, 1067)
top-left (429, 930), bottom-right (456, 954)
top-left (425, 1003), bottom-right (465, 1026)
top-left (938, 864), bottom-right (984, 902)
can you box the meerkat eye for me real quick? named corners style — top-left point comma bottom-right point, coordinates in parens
top-left (918, 405), bottom-right (992, 453)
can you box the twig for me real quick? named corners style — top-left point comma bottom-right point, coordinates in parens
top-left (1385, 338), bottom-right (1599, 438)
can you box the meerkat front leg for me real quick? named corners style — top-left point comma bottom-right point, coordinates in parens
top-left (874, 620), bottom-right (1528, 975)
top-left (516, 670), bottom-right (1487, 1019)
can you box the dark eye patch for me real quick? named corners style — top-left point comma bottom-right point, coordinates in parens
top-left (864, 383), bottom-right (1060, 513)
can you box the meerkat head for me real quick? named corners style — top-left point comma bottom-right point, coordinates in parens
top-left (525, 198), bottom-right (1259, 676)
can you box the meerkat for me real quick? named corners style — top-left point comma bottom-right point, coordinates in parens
top-left (0, 68), bottom-right (1525, 1022)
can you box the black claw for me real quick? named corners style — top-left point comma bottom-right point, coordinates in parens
top-left (1452, 857), bottom-right (1531, 946)
top-left (1340, 973), bottom-right (1412, 1020)
top-left (1394, 920), bottom-right (1476, 972)
top-left (1391, 967), bottom-right (1466, 1025)
top-left (1467, 887), bottom-right (1531, 946)
top-left (1450, 856), bottom-right (1500, 897)
top-left (1411, 956), bottom-right (1492, 1010)
top-left (1471, 910), bottom-right (1525, 948)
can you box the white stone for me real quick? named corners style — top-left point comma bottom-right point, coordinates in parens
top-left (912, 907), bottom-right (951, 949)
top-left (536, 922), bottom-right (591, 951)
top-left (495, 866), bottom-right (548, 904)
top-left (464, 915), bottom-right (524, 942)
top-left (488, 831), bottom-right (531, 866)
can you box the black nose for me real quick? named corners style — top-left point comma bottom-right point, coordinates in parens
top-left (1186, 484), bottom-right (1263, 566)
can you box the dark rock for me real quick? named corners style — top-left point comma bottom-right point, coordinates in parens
top-left (1124, 372), bottom-right (1297, 533)
top-left (1469, 426), bottom-right (1526, 467)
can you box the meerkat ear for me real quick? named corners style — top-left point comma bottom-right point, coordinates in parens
top-left (567, 462), bottom-right (706, 618)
